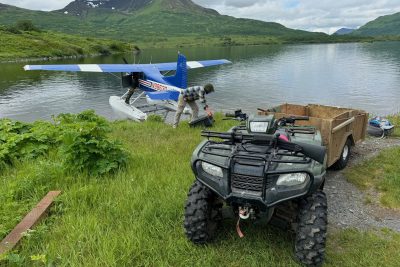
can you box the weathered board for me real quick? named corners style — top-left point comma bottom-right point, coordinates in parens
top-left (0, 191), bottom-right (61, 255)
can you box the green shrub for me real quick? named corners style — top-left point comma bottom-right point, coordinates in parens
top-left (73, 46), bottom-right (84, 55)
top-left (5, 26), bottom-right (21, 34)
top-left (0, 111), bottom-right (127, 176)
top-left (55, 110), bottom-right (128, 175)
top-left (0, 120), bottom-right (56, 170)
top-left (15, 20), bottom-right (40, 32)
top-left (109, 42), bottom-right (124, 51)
top-left (92, 45), bottom-right (111, 55)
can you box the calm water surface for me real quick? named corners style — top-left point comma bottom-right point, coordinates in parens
top-left (1, 42), bottom-right (399, 121)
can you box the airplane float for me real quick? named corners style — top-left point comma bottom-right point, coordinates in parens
top-left (23, 54), bottom-right (231, 121)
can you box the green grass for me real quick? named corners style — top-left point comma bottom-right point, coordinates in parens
top-left (388, 114), bottom-right (400, 137)
top-left (345, 114), bottom-right (400, 208)
top-left (0, 26), bottom-right (131, 61)
top-left (345, 146), bottom-right (400, 208)
top-left (1, 114), bottom-right (400, 266)
top-left (326, 228), bottom-right (400, 266)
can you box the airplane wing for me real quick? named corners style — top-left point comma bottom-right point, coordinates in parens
top-left (156, 59), bottom-right (232, 71)
top-left (23, 59), bottom-right (231, 73)
top-left (23, 64), bottom-right (150, 73)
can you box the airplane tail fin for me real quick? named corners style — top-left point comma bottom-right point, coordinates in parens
top-left (164, 53), bottom-right (187, 89)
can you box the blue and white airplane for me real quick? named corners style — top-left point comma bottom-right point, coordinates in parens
top-left (24, 54), bottom-right (231, 121)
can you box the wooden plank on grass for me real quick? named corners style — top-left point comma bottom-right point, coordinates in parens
top-left (0, 191), bottom-right (61, 255)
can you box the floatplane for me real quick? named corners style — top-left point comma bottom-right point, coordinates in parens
top-left (23, 54), bottom-right (231, 121)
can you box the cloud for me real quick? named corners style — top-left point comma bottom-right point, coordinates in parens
top-left (1, 0), bottom-right (400, 33)
top-left (194, 0), bottom-right (400, 33)
top-left (1, 0), bottom-right (71, 11)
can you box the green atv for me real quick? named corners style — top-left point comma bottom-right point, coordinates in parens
top-left (184, 114), bottom-right (328, 266)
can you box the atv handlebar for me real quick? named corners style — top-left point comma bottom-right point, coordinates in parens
top-left (277, 116), bottom-right (309, 126)
top-left (201, 130), bottom-right (326, 164)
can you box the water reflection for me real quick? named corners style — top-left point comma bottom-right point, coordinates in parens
top-left (1, 42), bottom-right (400, 121)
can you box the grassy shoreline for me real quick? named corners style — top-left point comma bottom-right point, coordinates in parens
top-left (0, 26), bottom-right (131, 63)
top-left (1, 24), bottom-right (400, 63)
top-left (1, 113), bottom-right (400, 266)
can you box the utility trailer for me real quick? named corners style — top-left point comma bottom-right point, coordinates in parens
top-left (258, 103), bottom-right (368, 169)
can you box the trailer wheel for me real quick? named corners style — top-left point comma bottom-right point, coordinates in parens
top-left (331, 138), bottom-right (351, 170)
top-left (184, 180), bottom-right (222, 244)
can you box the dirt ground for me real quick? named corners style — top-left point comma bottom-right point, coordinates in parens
top-left (324, 137), bottom-right (400, 232)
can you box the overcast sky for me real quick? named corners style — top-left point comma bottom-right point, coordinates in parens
top-left (1, 0), bottom-right (400, 34)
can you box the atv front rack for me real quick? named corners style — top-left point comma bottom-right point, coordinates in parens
top-left (201, 130), bottom-right (326, 164)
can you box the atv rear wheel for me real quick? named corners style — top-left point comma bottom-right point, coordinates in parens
top-left (184, 180), bottom-right (222, 244)
top-left (331, 138), bottom-right (351, 170)
top-left (295, 191), bottom-right (328, 267)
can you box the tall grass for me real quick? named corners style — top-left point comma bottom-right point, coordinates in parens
top-left (0, 27), bottom-right (130, 62)
top-left (1, 114), bottom-right (400, 266)
top-left (345, 146), bottom-right (400, 208)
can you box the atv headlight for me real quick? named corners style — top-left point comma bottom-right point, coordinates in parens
top-left (276, 173), bottom-right (309, 186)
top-left (201, 162), bottom-right (223, 178)
top-left (249, 121), bottom-right (269, 133)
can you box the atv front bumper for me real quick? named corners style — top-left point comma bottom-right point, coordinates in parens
top-left (195, 170), bottom-right (325, 210)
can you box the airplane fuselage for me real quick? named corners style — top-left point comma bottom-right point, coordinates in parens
top-left (138, 79), bottom-right (181, 93)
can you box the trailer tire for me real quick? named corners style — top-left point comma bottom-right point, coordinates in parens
top-left (295, 191), bottom-right (328, 267)
top-left (184, 180), bottom-right (222, 244)
top-left (331, 138), bottom-right (351, 170)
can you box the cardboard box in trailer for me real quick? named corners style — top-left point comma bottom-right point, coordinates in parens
top-left (258, 103), bottom-right (368, 168)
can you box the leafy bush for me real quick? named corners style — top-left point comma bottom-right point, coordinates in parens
top-left (92, 45), bottom-right (111, 55)
top-left (5, 26), bottom-right (21, 34)
top-left (0, 120), bottom-right (56, 169)
top-left (15, 20), bottom-right (40, 32)
top-left (73, 46), bottom-right (84, 55)
top-left (109, 42), bottom-right (124, 51)
top-left (55, 111), bottom-right (127, 175)
top-left (0, 111), bottom-right (127, 175)
top-left (3, 20), bottom-right (40, 34)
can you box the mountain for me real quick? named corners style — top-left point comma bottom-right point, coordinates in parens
top-left (0, 0), bottom-right (326, 42)
top-left (61, 0), bottom-right (153, 14)
top-left (353, 12), bottom-right (400, 36)
top-left (59, 0), bottom-right (218, 16)
top-left (333, 28), bottom-right (355, 35)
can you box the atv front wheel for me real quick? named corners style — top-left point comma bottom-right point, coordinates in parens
top-left (295, 191), bottom-right (328, 267)
top-left (184, 180), bottom-right (222, 244)
top-left (331, 138), bottom-right (351, 170)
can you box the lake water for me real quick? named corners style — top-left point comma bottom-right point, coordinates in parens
top-left (1, 42), bottom-right (400, 122)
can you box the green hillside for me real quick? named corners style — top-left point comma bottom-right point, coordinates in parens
top-left (353, 12), bottom-right (400, 36)
top-left (0, 0), bottom-right (328, 42)
top-left (0, 23), bottom-right (130, 61)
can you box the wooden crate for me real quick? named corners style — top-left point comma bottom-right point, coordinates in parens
top-left (258, 103), bottom-right (368, 167)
